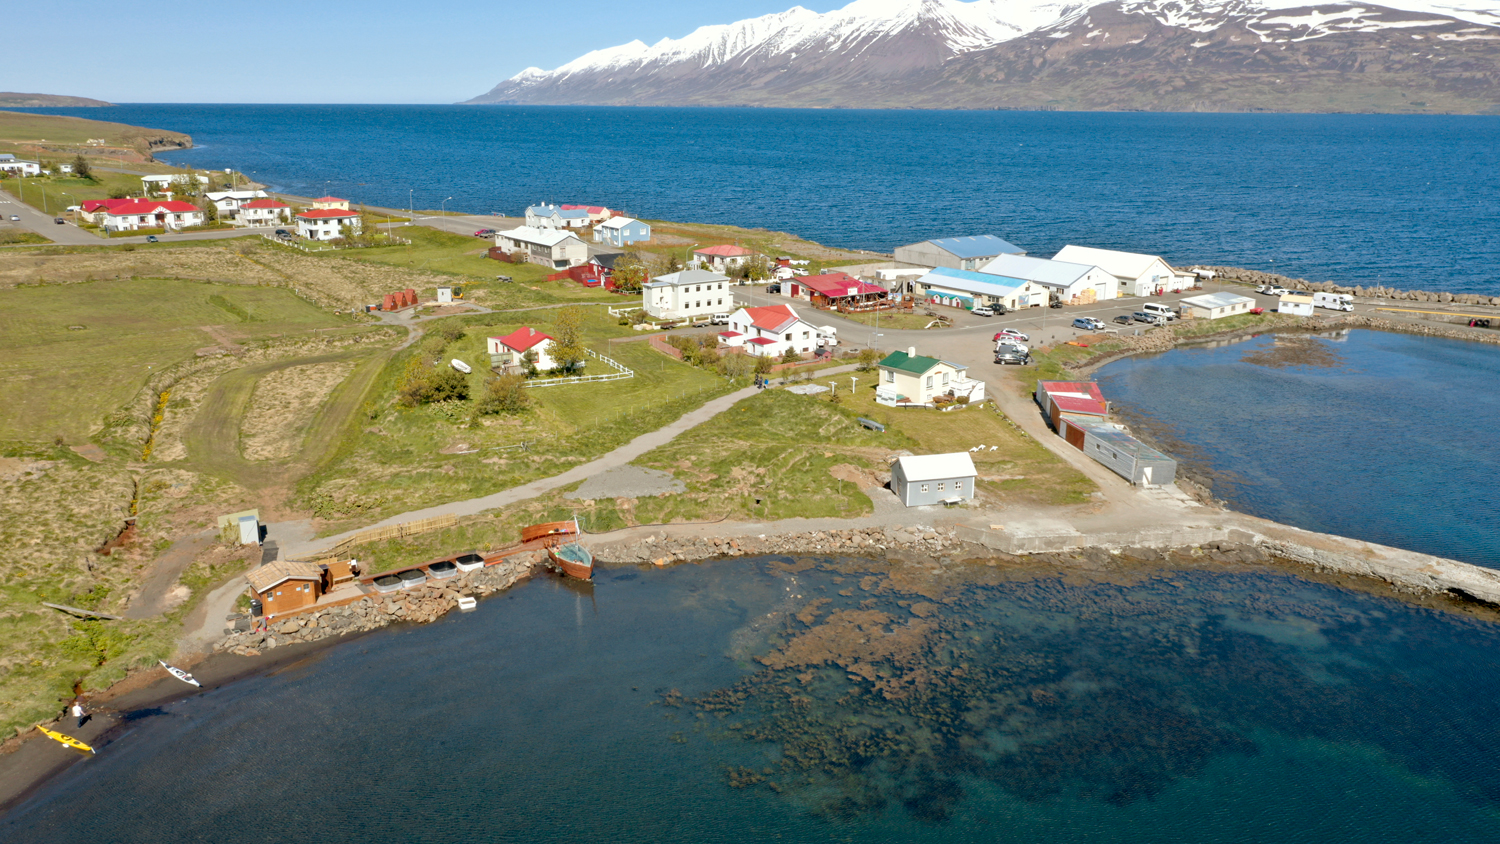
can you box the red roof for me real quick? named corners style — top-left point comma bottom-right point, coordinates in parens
top-left (742, 304), bottom-right (800, 333)
top-left (562, 204), bottom-right (609, 214)
top-left (717, 331), bottom-right (743, 338)
top-left (314, 196), bottom-right (345, 203)
top-left (1051, 395), bottom-right (1109, 416)
top-left (83, 198), bottom-right (137, 213)
top-left (242, 198), bottom-right (289, 209)
top-left (695, 244), bottom-right (757, 258)
top-left (1039, 381), bottom-right (1104, 402)
top-left (797, 272), bottom-right (886, 299)
top-left (746, 337), bottom-right (776, 345)
top-left (103, 199), bottom-right (199, 216)
top-left (1039, 381), bottom-right (1107, 416)
top-left (492, 326), bottom-right (553, 352)
top-left (296, 208), bottom-right (359, 219)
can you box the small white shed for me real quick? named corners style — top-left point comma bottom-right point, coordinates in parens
top-left (1278, 293), bottom-right (1315, 316)
top-left (1178, 292), bottom-right (1255, 320)
top-left (437, 287), bottom-right (453, 304)
top-left (238, 515), bottom-right (261, 546)
top-left (890, 453), bottom-right (978, 507)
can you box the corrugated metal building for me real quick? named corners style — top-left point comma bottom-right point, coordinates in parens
top-left (1035, 381), bottom-right (1109, 431)
top-left (890, 453), bottom-right (978, 506)
top-left (895, 235), bottom-right (1026, 271)
top-left (1057, 418), bottom-right (1176, 487)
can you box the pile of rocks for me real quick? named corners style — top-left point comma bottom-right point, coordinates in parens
top-left (216, 555), bottom-right (542, 656)
top-left (1201, 266), bottom-right (1500, 307)
top-left (596, 526), bottom-right (964, 565)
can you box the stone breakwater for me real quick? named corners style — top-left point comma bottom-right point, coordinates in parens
top-left (214, 554), bottom-right (542, 655)
top-left (1202, 265), bottom-right (1500, 307)
top-left (595, 525), bottom-right (966, 564)
top-left (1067, 312), bottom-right (1500, 374)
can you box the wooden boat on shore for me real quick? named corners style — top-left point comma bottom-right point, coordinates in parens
top-left (521, 521), bottom-right (578, 544)
top-left (548, 540), bottom-right (594, 581)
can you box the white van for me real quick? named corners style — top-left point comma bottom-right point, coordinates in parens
top-left (1312, 292), bottom-right (1354, 312)
top-left (1141, 302), bottom-right (1177, 321)
top-left (710, 314), bottom-right (731, 325)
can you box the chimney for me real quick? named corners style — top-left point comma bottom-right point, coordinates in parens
top-left (908, 346), bottom-right (916, 357)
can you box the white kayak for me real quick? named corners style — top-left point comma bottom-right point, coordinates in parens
top-left (160, 660), bottom-right (201, 687)
top-left (450, 359), bottom-right (472, 374)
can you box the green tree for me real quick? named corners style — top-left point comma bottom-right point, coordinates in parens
top-left (549, 306), bottom-right (587, 373)
top-left (754, 355), bottom-right (774, 376)
top-left (856, 348), bottom-right (883, 371)
top-left (611, 250), bottom-right (648, 291)
top-left (474, 373), bottom-right (530, 415)
top-left (396, 358), bottom-right (470, 407)
top-left (743, 255), bottom-right (773, 282)
top-left (107, 185), bottom-right (131, 199)
top-left (781, 347), bottom-right (802, 364)
top-left (71, 155), bottom-right (93, 180)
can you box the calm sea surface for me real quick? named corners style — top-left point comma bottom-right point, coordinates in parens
top-left (7, 557), bottom-right (1500, 842)
top-left (1097, 329), bottom-right (1500, 569)
top-left (17, 105), bottom-right (1500, 295)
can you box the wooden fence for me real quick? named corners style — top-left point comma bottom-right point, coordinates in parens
top-left (320, 513), bottom-right (460, 558)
top-left (522, 348), bottom-right (634, 388)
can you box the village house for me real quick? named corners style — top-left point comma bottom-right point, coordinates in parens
top-left (781, 272), bottom-right (889, 310)
top-left (0, 154), bottom-right (41, 176)
top-left (141, 174), bottom-right (208, 195)
top-left (875, 348), bottom-right (986, 407)
top-left (890, 453), bottom-right (978, 507)
top-left (526, 203), bottom-right (590, 230)
top-left (296, 207), bottom-right (362, 241)
top-left (562, 204), bottom-right (613, 224)
top-left (79, 198), bottom-right (137, 224)
top-left (101, 198), bottom-right (205, 232)
top-left (979, 254), bottom-right (1118, 304)
top-left (487, 326), bottom-right (556, 372)
top-left (1279, 292), bottom-right (1315, 316)
top-left (495, 226), bottom-right (589, 269)
top-left (245, 560), bottom-right (325, 617)
top-left (643, 269), bottom-right (733, 322)
top-left (205, 189), bottom-right (269, 219)
top-left (1052, 245), bottom-right (1191, 297)
top-left (894, 235), bottom-right (1026, 271)
top-left (1177, 291), bottom-right (1256, 320)
top-left (692, 244), bottom-right (759, 273)
top-left (312, 196), bottom-right (351, 211)
top-left (912, 267), bottom-right (1045, 312)
top-left (238, 198), bottom-right (292, 227)
top-left (718, 304), bottom-right (830, 358)
top-left (594, 216), bottom-right (651, 247)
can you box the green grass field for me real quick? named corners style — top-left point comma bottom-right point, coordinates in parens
top-left (0, 109), bottom-right (192, 152)
top-left (0, 278), bottom-right (356, 441)
top-left (3, 170), bottom-right (145, 216)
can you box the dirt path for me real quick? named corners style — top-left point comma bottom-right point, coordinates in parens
top-left (123, 530), bottom-right (216, 619)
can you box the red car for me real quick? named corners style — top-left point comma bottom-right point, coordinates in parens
top-left (473, 228), bottom-right (496, 237)
top-left (994, 329), bottom-right (1030, 342)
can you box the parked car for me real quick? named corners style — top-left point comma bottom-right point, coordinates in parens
top-left (1072, 317), bottom-right (1106, 331)
top-left (767, 284), bottom-right (781, 294)
top-left (8, 215), bottom-right (17, 221)
top-left (710, 314), bottom-right (730, 325)
top-left (146, 235), bottom-right (159, 243)
top-left (994, 329), bottom-right (1029, 342)
top-left (995, 340), bottom-right (1029, 356)
top-left (1112, 314), bottom-right (1134, 325)
top-left (1257, 284), bottom-right (1291, 296)
top-left (474, 228), bottom-right (496, 237)
top-left (971, 306), bottom-right (995, 318)
top-left (274, 228), bottom-right (291, 237)
top-left (54, 217), bottom-right (65, 225)
top-left (994, 350), bottom-right (1032, 365)
top-left (1132, 311), bottom-right (1166, 325)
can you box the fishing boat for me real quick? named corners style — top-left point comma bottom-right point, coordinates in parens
top-left (548, 540), bottom-right (594, 581)
top-left (450, 359), bottom-right (472, 374)
top-left (520, 521), bottom-right (578, 544)
top-left (38, 727), bottom-right (94, 755)
top-left (159, 660), bottom-right (201, 687)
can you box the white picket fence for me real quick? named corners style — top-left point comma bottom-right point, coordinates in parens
top-left (261, 232), bottom-right (410, 252)
top-left (522, 348), bottom-right (634, 388)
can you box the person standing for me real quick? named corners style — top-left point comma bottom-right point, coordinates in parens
top-left (71, 699), bottom-right (87, 729)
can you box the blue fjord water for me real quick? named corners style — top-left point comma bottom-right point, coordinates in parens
top-left (18, 105), bottom-right (1500, 296)
top-left (7, 558), bottom-right (1500, 843)
top-left (1097, 329), bottom-right (1500, 569)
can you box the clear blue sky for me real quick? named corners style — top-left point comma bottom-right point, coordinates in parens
top-left (5, 1), bottom-right (849, 104)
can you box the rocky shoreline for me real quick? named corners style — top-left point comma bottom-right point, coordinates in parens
top-left (1202, 265), bottom-right (1500, 307)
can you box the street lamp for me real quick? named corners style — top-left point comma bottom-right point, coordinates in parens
top-left (59, 191), bottom-right (77, 221)
top-left (441, 196), bottom-right (452, 217)
top-left (685, 243), bottom-right (698, 270)
top-left (408, 189), bottom-right (414, 223)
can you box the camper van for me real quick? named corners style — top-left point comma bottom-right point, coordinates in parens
top-left (1141, 302), bottom-right (1178, 321)
top-left (1312, 292), bottom-right (1354, 312)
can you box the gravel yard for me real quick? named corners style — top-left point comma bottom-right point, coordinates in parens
top-left (565, 465), bottom-right (684, 500)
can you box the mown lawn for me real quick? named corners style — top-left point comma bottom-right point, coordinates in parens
top-left (0, 277), bottom-right (357, 441)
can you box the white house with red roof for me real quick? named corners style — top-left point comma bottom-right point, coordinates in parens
top-left (642, 269), bottom-right (733, 322)
top-left (693, 244), bottom-right (760, 273)
top-left (239, 198), bottom-right (292, 227)
top-left (718, 304), bottom-right (829, 358)
top-left (79, 198), bottom-right (138, 224)
top-left (562, 204), bottom-right (613, 224)
top-left (296, 207), bottom-right (362, 241)
top-left (205, 189), bottom-right (269, 219)
top-left (487, 326), bottom-right (555, 372)
top-left (101, 199), bottom-right (205, 232)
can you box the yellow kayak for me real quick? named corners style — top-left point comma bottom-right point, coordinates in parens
top-left (38, 726), bottom-right (95, 755)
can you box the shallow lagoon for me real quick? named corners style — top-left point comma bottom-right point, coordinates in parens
top-left (7, 556), bottom-right (1500, 843)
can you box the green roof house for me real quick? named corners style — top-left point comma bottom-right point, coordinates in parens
top-left (876, 347), bottom-right (985, 407)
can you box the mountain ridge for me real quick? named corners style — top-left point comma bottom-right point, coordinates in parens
top-left (465, 0), bottom-right (1500, 113)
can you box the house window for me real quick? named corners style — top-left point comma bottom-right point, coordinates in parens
top-left (938, 482), bottom-right (945, 491)
top-left (920, 484), bottom-right (929, 493)
top-left (885, 371), bottom-right (894, 383)
top-left (954, 481), bottom-right (964, 491)
top-left (802, 332), bottom-right (809, 339)
top-left (784, 334), bottom-right (791, 341)
top-left (926, 376), bottom-right (933, 389)
top-left (942, 373), bottom-right (950, 386)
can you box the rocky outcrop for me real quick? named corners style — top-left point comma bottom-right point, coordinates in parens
top-left (215, 555), bottom-right (541, 655)
top-left (596, 526), bottom-right (965, 564)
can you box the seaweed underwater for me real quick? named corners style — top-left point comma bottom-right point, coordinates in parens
top-left (673, 557), bottom-right (1500, 824)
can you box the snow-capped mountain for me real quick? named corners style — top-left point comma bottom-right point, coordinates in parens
top-left (465, 0), bottom-right (1500, 112)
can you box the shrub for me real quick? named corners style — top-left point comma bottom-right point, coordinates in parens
top-left (781, 348), bottom-right (802, 364)
top-left (475, 373), bottom-right (530, 415)
top-left (396, 359), bottom-right (470, 407)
